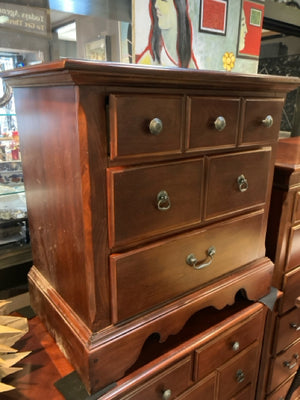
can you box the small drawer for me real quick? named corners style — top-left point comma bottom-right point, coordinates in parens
top-left (122, 356), bottom-right (192, 400)
top-left (286, 224), bottom-right (300, 272)
top-left (109, 94), bottom-right (184, 160)
top-left (218, 342), bottom-right (259, 400)
top-left (241, 98), bottom-right (284, 145)
top-left (280, 266), bottom-right (300, 314)
top-left (177, 373), bottom-right (216, 400)
top-left (107, 158), bottom-right (204, 248)
top-left (187, 97), bottom-right (240, 151)
top-left (205, 148), bottom-right (272, 220)
top-left (110, 211), bottom-right (265, 322)
top-left (268, 339), bottom-right (300, 393)
top-left (274, 308), bottom-right (300, 354)
top-left (194, 309), bottom-right (264, 381)
top-left (292, 192), bottom-right (300, 224)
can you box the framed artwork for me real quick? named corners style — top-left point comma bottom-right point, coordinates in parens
top-left (85, 37), bottom-right (110, 61)
top-left (237, 0), bottom-right (265, 58)
top-left (199, 0), bottom-right (228, 36)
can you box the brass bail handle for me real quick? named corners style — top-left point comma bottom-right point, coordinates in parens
top-left (186, 246), bottom-right (216, 270)
top-left (0, 81), bottom-right (13, 107)
top-left (157, 190), bottom-right (171, 211)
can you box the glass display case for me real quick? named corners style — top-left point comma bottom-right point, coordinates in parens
top-left (0, 73), bottom-right (31, 297)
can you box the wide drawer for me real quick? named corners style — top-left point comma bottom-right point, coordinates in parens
top-left (274, 307), bottom-right (300, 354)
top-left (110, 211), bottom-right (265, 322)
top-left (267, 375), bottom-right (300, 400)
top-left (280, 266), bottom-right (300, 314)
top-left (107, 158), bottom-right (204, 248)
top-left (230, 385), bottom-right (252, 400)
top-left (109, 94), bottom-right (184, 160)
top-left (121, 356), bottom-right (192, 400)
top-left (187, 97), bottom-right (240, 151)
top-left (194, 307), bottom-right (264, 381)
top-left (218, 342), bottom-right (259, 400)
top-left (268, 339), bottom-right (300, 393)
top-left (241, 99), bottom-right (285, 145)
top-left (205, 148), bottom-right (272, 220)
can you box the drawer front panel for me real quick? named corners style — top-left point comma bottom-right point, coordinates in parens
top-left (292, 192), bottom-right (300, 224)
top-left (241, 99), bottom-right (284, 144)
top-left (218, 343), bottom-right (259, 400)
top-left (205, 148), bottom-right (272, 220)
top-left (280, 266), bottom-right (300, 314)
top-left (269, 339), bottom-right (300, 393)
top-left (187, 97), bottom-right (240, 151)
top-left (109, 94), bottom-right (184, 160)
top-left (177, 373), bottom-right (216, 400)
top-left (230, 385), bottom-right (252, 400)
top-left (111, 211), bottom-right (264, 322)
top-left (275, 307), bottom-right (300, 354)
top-left (194, 309), bottom-right (264, 381)
top-left (108, 159), bottom-right (204, 248)
top-left (286, 224), bottom-right (300, 272)
top-left (122, 356), bottom-right (192, 400)
top-left (267, 376), bottom-right (300, 400)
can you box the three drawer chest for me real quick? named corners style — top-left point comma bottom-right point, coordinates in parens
top-left (2, 60), bottom-right (300, 397)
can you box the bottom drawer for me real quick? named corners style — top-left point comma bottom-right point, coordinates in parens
top-left (122, 356), bottom-right (192, 400)
top-left (218, 342), bottom-right (259, 400)
top-left (269, 340), bottom-right (300, 393)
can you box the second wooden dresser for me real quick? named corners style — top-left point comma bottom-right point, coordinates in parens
top-left (3, 61), bottom-right (299, 395)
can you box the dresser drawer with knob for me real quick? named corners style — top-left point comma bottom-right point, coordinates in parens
top-left (218, 342), bottom-right (259, 400)
top-left (107, 158), bottom-right (204, 248)
top-left (204, 148), bottom-right (272, 220)
top-left (186, 97), bottom-right (240, 151)
top-left (285, 223), bottom-right (300, 273)
top-left (241, 98), bottom-right (285, 145)
top-left (109, 94), bottom-right (184, 161)
top-left (120, 356), bottom-right (192, 400)
top-left (110, 211), bottom-right (265, 322)
top-left (274, 307), bottom-right (300, 354)
top-left (194, 308), bottom-right (264, 381)
top-left (268, 339), bottom-right (300, 393)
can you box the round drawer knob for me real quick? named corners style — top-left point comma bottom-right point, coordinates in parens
top-left (232, 341), bottom-right (240, 351)
top-left (149, 118), bottom-right (163, 135)
top-left (262, 115), bottom-right (273, 128)
top-left (214, 116), bottom-right (226, 131)
top-left (162, 389), bottom-right (172, 400)
top-left (236, 369), bottom-right (245, 383)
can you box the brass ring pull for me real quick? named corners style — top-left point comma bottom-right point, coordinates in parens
top-left (289, 322), bottom-right (300, 331)
top-left (237, 174), bottom-right (248, 192)
top-left (214, 116), bottom-right (226, 131)
top-left (161, 389), bottom-right (172, 400)
top-left (157, 190), bottom-right (171, 211)
top-left (186, 246), bottom-right (216, 270)
top-left (149, 118), bottom-right (163, 135)
top-left (283, 353), bottom-right (299, 370)
top-left (262, 115), bottom-right (273, 128)
top-left (236, 369), bottom-right (245, 383)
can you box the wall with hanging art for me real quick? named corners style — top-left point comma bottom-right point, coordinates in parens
top-left (132, 0), bottom-right (265, 73)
